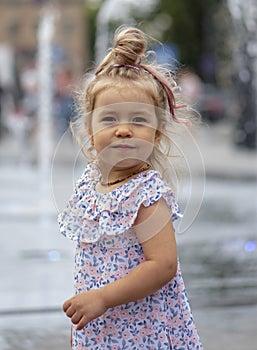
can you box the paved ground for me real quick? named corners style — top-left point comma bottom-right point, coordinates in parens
top-left (0, 120), bottom-right (256, 349)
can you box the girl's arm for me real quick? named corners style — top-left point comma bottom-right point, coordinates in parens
top-left (102, 198), bottom-right (178, 302)
top-left (63, 198), bottom-right (178, 330)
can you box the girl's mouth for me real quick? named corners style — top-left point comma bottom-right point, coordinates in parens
top-left (112, 144), bottom-right (136, 150)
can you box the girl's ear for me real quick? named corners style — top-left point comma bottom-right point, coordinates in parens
top-left (154, 130), bottom-right (162, 145)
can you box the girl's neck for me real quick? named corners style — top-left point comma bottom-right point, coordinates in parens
top-left (98, 161), bottom-right (151, 187)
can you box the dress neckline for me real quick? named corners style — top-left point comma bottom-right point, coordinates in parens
top-left (90, 161), bottom-right (154, 195)
top-left (94, 170), bottom-right (154, 195)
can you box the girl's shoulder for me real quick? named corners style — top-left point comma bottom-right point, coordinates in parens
top-left (122, 170), bottom-right (182, 222)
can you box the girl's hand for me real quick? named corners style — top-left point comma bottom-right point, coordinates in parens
top-left (63, 290), bottom-right (107, 330)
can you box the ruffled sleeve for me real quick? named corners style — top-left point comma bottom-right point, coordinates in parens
top-left (139, 172), bottom-right (182, 222)
top-left (57, 163), bottom-right (182, 243)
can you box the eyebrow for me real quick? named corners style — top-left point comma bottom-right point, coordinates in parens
top-left (96, 108), bottom-right (150, 115)
top-left (94, 108), bottom-right (117, 117)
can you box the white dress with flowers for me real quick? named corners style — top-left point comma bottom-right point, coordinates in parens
top-left (58, 161), bottom-right (202, 350)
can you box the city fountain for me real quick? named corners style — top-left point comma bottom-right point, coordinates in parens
top-left (37, 7), bottom-right (57, 216)
top-left (95, 0), bottom-right (158, 62)
top-left (226, 0), bottom-right (257, 149)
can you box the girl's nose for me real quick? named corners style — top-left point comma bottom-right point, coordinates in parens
top-left (115, 123), bottom-right (133, 138)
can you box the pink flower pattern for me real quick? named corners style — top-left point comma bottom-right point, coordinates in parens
top-left (58, 161), bottom-right (203, 349)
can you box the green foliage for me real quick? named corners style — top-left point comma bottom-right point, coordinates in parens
top-left (84, 0), bottom-right (225, 78)
top-left (84, 2), bottom-right (99, 66)
top-left (157, 0), bottom-right (223, 74)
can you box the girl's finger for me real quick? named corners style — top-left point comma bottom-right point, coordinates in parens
top-left (71, 311), bottom-right (83, 325)
top-left (76, 315), bottom-right (88, 330)
top-left (65, 304), bottom-right (76, 318)
top-left (63, 299), bottom-right (72, 312)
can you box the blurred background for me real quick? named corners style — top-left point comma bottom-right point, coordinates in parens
top-left (0, 0), bottom-right (256, 349)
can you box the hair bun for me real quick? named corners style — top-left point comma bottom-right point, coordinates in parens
top-left (112, 27), bottom-right (147, 65)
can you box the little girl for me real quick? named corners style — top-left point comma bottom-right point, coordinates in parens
top-left (58, 27), bottom-right (202, 349)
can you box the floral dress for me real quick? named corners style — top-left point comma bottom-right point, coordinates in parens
top-left (58, 161), bottom-right (202, 350)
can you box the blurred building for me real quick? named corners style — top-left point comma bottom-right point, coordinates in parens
top-left (0, 0), bottom-right (87, 77)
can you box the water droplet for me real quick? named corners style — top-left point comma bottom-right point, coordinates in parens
top-left (48, 250), bottom-right (61, 261)
top-left (244, 240), bottom-right (256, 253)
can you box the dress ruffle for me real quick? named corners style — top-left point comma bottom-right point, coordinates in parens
top-left (58, 161), bottom-right (182, 243)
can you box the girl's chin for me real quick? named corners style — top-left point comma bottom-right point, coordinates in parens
top-left (98, 158), bottom-right (145, 170)
top-left (114, 160), bottom-right (143, 169)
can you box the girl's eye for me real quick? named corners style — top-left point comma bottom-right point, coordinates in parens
top-left (132, 116), bottom-right (148, 124)
top-left (101, 116), bottom-right (116, 123)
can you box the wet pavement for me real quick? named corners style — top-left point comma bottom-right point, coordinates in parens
top-left (0, 121), bottom-right (257, 349)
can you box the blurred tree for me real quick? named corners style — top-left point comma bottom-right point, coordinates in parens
top-left (85, 0), bottom-right (223, 80)
top-left (156, 0), bottom-right (223, 81)
top-left (84, 1), bottom-right (99, 66)
top-left (85, 0), bottom-right (158, 64)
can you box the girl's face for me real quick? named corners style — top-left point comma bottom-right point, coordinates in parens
top-left (90, 86), bottom-right (160, 170)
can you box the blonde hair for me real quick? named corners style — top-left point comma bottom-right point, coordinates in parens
top-left (71, 26), bottom-right (198, 186)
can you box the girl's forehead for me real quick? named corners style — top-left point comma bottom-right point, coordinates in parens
top-left (94, 86), bottom-right (155, 109)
